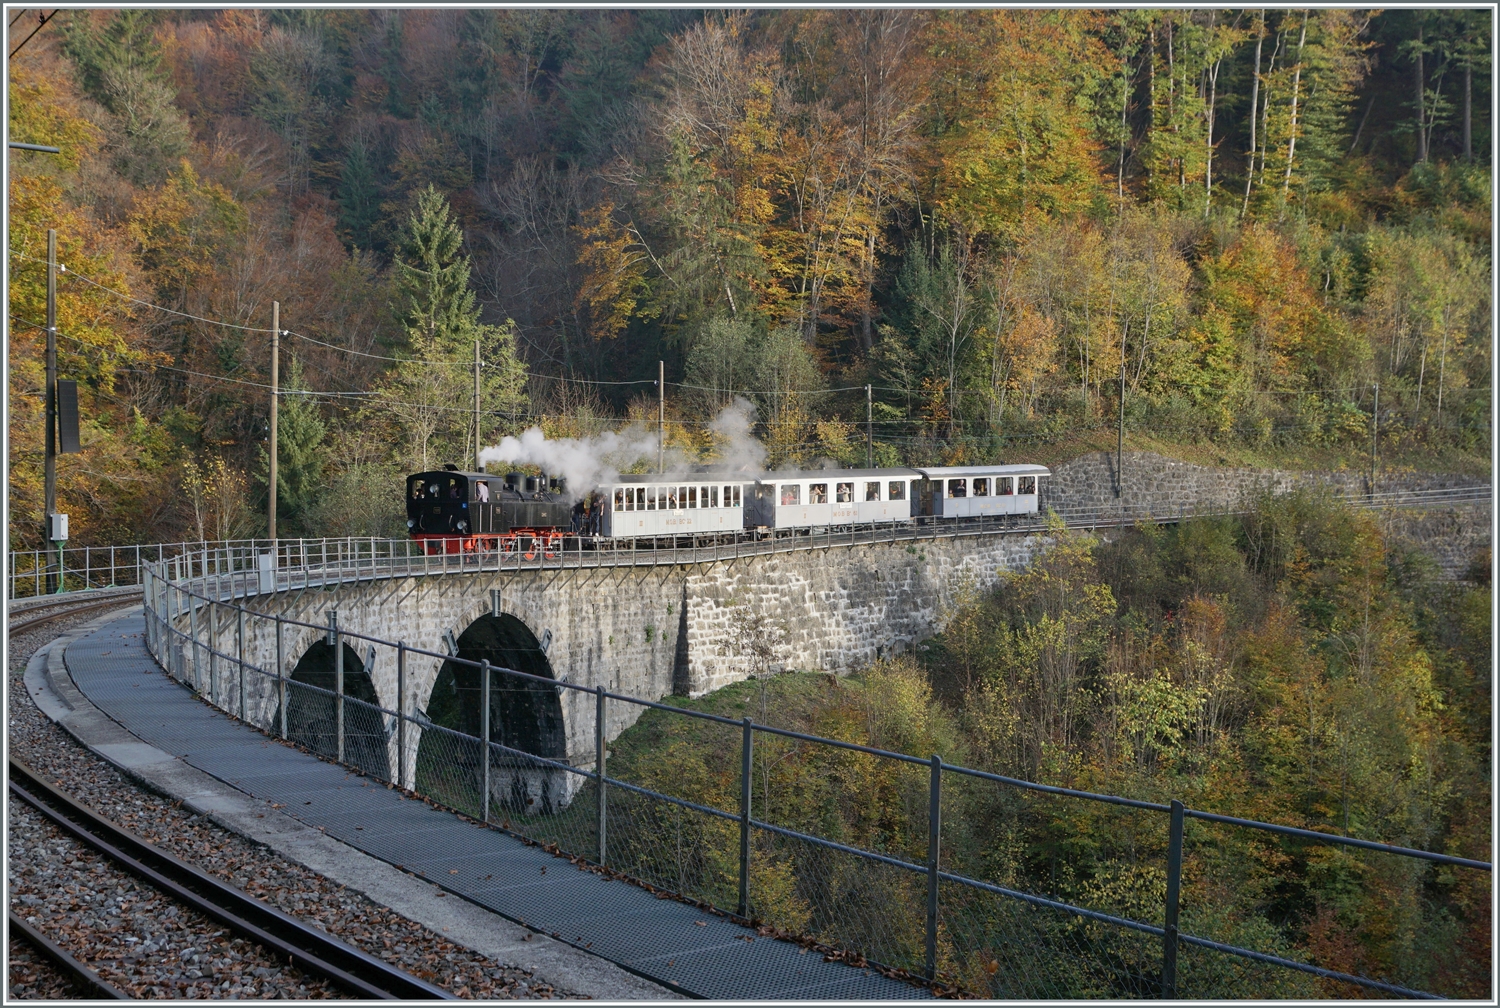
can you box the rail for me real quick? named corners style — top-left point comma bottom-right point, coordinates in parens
top-left (10, 481), bottom-right (1488, 600)
top-left (8, 758), bottom-right (456, 1001)
top-left (130, 560), bottom-right (1487, 1000)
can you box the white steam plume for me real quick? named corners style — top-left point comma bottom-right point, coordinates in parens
top-left (479, 398), bottom-right (767, 498)
top-left (705, 397), bottom-right (767, 472)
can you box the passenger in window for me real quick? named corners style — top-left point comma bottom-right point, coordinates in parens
top-left (810, 483), bottom-right (827, 504)
top-left (615, 489), bottom-right (625, 511)
top-left (972, 478), bottom-right (989, 496)
top-left (781, 484), bottom-right (800, 506)
top-left (866, 482), bottom-right (881, 501)
top-left (836, 482), bottom-right (853, 503)
top-left (997, 477), bottom-right (1014, 495)
top-left (1019, 476), bottom-right (1036, 495)
top-left (948, 479), bottom-right (967, 498)
top-left (888, 481), bottom-right (905, 501)
top-left (476, 481), bottom-right (490, 503)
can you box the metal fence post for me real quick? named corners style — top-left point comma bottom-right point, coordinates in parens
top-left (208, 601), bottom-right (220, 702)
top-left (237, 605), bottom-right (246, 721)
top-left (738, 717), bottom-right (753, 919)
top-left (276, 616), bottom-right (286, 740)
top-left (1163, 798), bottom-right (1184, 999)
top-left (596, 684), bottom-right (607, 867)
top-left (329, 610), bottom-right (343, 763)
top-left (396, 642), bottom-right (406, 790)
top-left (926, 754), bottom-right (943, 981)
top-left (481, 659), bottom-right (492, 824)
top-left (189, 595), bottom-right (200, 692)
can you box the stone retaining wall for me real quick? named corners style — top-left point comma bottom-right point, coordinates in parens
top-left (1044, 450), bottom-right (1488, 515)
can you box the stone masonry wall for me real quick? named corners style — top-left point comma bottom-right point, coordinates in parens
top-left (1045, 450), bottom-right (1488, 516)
top-left (188, 528), bottom-right (1052, 783)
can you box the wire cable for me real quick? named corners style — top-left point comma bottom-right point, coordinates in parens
top-left (8, 9), bottom-right (54, 59)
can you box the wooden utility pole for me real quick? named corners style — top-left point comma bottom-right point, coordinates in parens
top-left (1369, 382), bottom-right (1379, 498)
top-left (866, 384), bottom-right (873, 468)
top-left (473, 338), bottom-right (482, 471)
top-left (268, 301), bottom-right (279, 543)
top-left (657, 360), bottom-right (665, 473)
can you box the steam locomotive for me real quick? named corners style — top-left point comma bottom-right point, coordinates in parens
top-left (407, 467), bottom-right (575, 555)
top-left (406, 462), bottom-right (1049, 554)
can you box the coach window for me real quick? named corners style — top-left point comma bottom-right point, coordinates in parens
top-left (615, 489), bottom-right (625, 511)
top-left (732, 486), bottom-right (742, 507)
top-left (836, 482), bottom-right (853, 503)
top-left (646, 487), bottom-right (657, 510)
top-left (948, 479), bottom-right (967, 498)
top-left (809, 483), bottom-right (828, 504)
top-left (997, 477), bottom-right (1014, 495)
top-left (1018, 476), bottom-right (1037, 495)
top-left (865, 481), bottom-right (881, 501)
top-left (780, 484), bottom-right (800, 506)
top-left (888, 480), bottom-right (906, 501)
top-left (972, 478), bottom-right (989, 496)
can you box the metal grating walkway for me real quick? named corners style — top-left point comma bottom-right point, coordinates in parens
top-left (62, 615), bottom-right (931, 1000)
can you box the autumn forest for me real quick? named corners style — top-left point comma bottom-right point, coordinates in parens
top-left (7, 8), bottom-right (1491, 547)
top-left (6, 9), bottom-right (1491, 997)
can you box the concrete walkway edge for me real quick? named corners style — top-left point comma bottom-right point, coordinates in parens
top-left (20, 610), bottom-right (679, 1001)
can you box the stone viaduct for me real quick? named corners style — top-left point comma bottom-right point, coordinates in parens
top-left (155, 451), bottom-right (1487, 807)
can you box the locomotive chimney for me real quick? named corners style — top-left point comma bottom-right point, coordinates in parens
top-left (506, 472), bottom-right (522, 493)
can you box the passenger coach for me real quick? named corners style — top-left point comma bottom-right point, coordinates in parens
top-left (746, 468), bottom-right (920, 529)
top-left (912, 464), bottom-right (1047, 518)
top-left (599, 473), bottom-right (747, 538)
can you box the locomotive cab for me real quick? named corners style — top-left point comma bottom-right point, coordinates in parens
top-left (407, 471), bottom-right (474, 535)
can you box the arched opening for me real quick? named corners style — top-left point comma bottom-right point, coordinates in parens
top-left (415, 614), bottom-right (567, 816)
top-left (281, 641), bottom-right (390, 780)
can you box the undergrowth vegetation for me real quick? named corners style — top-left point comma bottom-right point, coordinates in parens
top-left (602, 491), bottom-right (1490, 996)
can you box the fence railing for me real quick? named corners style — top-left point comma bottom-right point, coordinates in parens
top-left (134, 558), bottom-right (1489, 1000)
top-left (13, 481), bottom-right (1489, 601)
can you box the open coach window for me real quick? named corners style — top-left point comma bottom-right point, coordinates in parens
top-left (837, 482), bottom-right (853, 503)
top-left (1019, 476), bottom-right (1037, 495)
top-left (948, 479), bottom-right (967, 498)
top-left (865, 481), bottom-right (881, 501)
top-left (780, 484), bottom-right (801, 506)
top-left (972, 478), bottom-right (989, 496)
top-left (809, 483), bottom-right (828, 504)
top-left (888, 481), bottom-right (905, 501)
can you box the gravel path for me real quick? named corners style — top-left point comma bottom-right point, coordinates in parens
top-left (8, 609), bottom-right (579, 1000)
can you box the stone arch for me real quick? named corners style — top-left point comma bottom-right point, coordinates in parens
top-left (415, 613), bottom-right (567, 815)
top-left (280, 640), bottom-right (391, 780)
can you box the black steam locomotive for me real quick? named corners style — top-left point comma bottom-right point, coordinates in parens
top-left (407, 467), bottom-right (575, 555)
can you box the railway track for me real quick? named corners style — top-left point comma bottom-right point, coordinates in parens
top-left (8, 589), bottom-right (144, 636)
top-left (8, 758), bottom-right (456, 1001)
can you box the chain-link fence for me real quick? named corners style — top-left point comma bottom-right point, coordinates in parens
top-left (139, 560), bottom-right (1489, 999)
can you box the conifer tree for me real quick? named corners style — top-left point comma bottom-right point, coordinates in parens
top-left (379, 186), bottom-right (526, 469)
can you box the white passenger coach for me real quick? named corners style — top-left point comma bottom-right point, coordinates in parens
top-left (600, 473), bottom-right (746, 538)
top-left (745, 468), bottom-right (920, 528)
top-left (912, 464), bottom-right (1047, 518)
